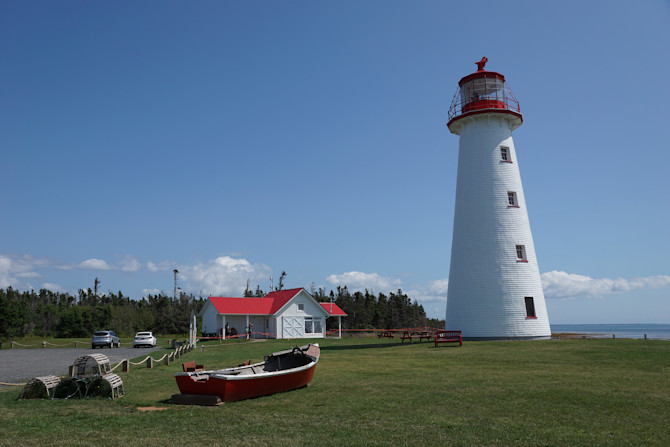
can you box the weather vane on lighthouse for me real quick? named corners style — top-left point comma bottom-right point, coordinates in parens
top-left (475, 56), bottom-right (488, 71)
top-left (445, 58), bottom-right (551, 340)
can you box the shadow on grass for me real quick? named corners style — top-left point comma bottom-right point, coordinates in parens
top-left (321, 342), bottom-right (430, 351)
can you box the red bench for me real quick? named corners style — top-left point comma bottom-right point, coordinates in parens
top-left (182, 361), bottom-right (204, 372)
top-left (434, 330), bottom-right (462, 347)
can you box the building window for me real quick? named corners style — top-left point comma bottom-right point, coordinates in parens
top-left (507, 191), bottom-right (519, 207)
top-left (298, 303), bottom-right (304, 311)
top-left (500, 146), bottom-right (512, 162)
top-left (516, 245), bottom-right (527, 262)
top-left (525, 297), bottom-right (537, 318)
top-left (304, 318), bottom-right (322, 334)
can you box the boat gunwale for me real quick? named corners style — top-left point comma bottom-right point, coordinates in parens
top-left (174, 344), bottom-right (319, 382)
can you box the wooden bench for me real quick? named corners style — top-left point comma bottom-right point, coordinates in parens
top-left (182, 361), bottom-right (204, 372)
top-left (377, 331), bottom-right (394, 339)
top-left (434, 330), bottom-right (462, 347)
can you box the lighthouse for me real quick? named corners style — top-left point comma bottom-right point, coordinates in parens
top-left (445, 58), bottom-right (551, 340)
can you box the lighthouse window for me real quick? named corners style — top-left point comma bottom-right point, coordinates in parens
top-left (500, 146), bottom-right (512, 162)
top-left (516, 245), bottom-right (527, 261)
top-left (507, 192), bottom-right (519, 207)
top-left (524, 297), bottom-right (537, 318)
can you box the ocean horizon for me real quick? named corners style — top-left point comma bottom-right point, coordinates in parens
top-left (551, 323), bottom-right (670, 340)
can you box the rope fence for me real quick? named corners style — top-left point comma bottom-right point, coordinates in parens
top-left (4, 340), bottom-right (94, 349)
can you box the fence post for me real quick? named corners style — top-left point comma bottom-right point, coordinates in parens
top-left (201, 345), bottom-right (205, 353)
top-left (122, 359), bottom-right (129, 373)
top-left (75, 341), bottom-right (79, 348)
top-left (42, 341), bottom-right (47, 348)
top-left (147, 357), bottom-right (153, 369)
top-left (164, 355), bottom-right (169, 366)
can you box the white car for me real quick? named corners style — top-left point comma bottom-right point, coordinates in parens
top-left (133, 331), bottom-right (157, 348)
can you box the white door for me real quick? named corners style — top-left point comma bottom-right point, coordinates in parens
top-left (282, 316), bottom-right (304, 338)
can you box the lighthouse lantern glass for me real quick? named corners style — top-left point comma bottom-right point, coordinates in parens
top-left (461, 77), bottom-right (505, 103)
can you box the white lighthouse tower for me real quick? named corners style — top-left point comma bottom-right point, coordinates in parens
top-left (445, 57), bottom-right (551, 340)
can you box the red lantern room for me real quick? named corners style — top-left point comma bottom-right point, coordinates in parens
top-left (447, 57), bottom-right (522, 130)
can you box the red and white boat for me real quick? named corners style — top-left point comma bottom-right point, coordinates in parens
top-left (174, 343), bottom-right (319, 402)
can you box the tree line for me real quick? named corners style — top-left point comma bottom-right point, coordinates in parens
top-left (0, 285), bottom-right (443, 339)
top-left (318, 286), bottom-right (443, 331)
top-left (0, 287), bottom-right (204, 339)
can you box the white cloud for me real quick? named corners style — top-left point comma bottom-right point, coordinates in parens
top-left (0, 254), bottom-right (48, 289)
top-left (78, 258), bottom-right (112, 270)
top-left (326, 271), bottom-right (402, 292)
top-left (147, 261), bottom-right (173, 272)
top-left (181, 256), bottom-right (272, 297)
top-left (0, 255), bottom-right (15, 288)
top-left (119, 256), bottom-right (141, 273)
top-left (541, 271), bottom-right (670, 299)
top-left (142, 288), bottom-right (162, 296)
top-left (41, 282), bottom-right (64, 292)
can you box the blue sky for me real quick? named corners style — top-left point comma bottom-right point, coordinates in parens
top-left (2, 1), bottom-right (669, 324)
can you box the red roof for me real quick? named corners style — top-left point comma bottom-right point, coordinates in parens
top-left (320, 302), bottom-right (347, 316)
top-left (207, 288), bottom-right (348, 317)
top-left (208, 288), bottom-right (303, 315)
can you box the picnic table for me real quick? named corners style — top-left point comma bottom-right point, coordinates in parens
top-left (400, 331), bottom-right (432, 343)
top-left (377, 331), bottom-right (395, 339)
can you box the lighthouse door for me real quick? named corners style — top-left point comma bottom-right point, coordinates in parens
top-left (282, 316), bottom-right (304, 338)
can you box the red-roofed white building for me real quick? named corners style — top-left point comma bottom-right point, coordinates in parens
top-left (199, 288), bottom-right (347, 339)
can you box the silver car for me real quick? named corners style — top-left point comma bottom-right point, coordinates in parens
top-left (91, 330), bottom-right (120, 348)
top-left (133, 331), bottom-right (157, 348)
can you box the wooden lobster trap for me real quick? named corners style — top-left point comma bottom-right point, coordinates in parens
top-left (70, 353), bottom-right (112, 378)
top-left (20, 375), bottom-right (61, 399)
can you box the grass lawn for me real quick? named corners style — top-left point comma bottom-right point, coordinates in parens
top-left (1, 337), bottom-right (669, 446)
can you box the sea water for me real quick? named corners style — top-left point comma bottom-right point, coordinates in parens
top-left (551, 324), bottom-right (670, 340)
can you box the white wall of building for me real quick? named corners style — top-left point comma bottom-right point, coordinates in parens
top-left (275, 290), bottom-right (328, 339)
top-left (198, 289), bottom-right (330, 339)
top-left (446, 113), bottom-right (551, 339)
top-left (200, 301), bottom-right (218, 335)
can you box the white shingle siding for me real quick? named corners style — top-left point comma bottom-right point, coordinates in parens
top-left (446, 113), bottom-right (551, 339)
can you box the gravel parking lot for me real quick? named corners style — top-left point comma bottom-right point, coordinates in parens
top-left (0, 346), bottom-right (163, 384)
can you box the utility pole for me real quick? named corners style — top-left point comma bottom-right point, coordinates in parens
top-left (173, 269), bottom-right (179, 300)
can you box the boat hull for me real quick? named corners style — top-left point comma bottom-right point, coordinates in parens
top-left (174, 344), bottom-right (319, 402)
